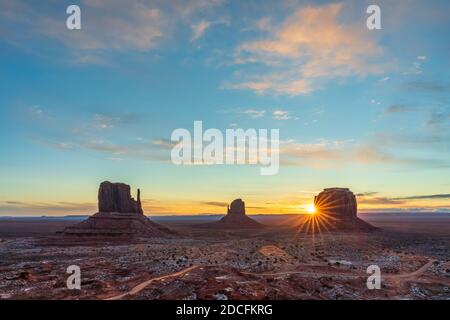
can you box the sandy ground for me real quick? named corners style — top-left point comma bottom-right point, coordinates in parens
top-left (0, 214), bottom-right (448, 300)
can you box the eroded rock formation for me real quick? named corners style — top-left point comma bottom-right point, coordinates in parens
top-left (199, 199), bottom-right (264, 229)
top-left (98, 181), bottom-right (143, 214)
top-left (227, 199), bottom-right (245, 215)
top-left (62, 181), bottom-right (173, 238)
top-left (314, 188), bottom-right (357, 221)
top-left (312, 188), bottom-right (376, 232)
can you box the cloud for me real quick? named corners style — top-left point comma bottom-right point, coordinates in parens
top-left (0, 200), bottom-right (96, 215)
top-left (403, 81), bottom-right (450, 92)
top-left (256, 17), bottom-right (272, 31)
top-left (151, 138), bottom-right (178, 149)
top-left (228, 3), bottom-right (385, 95)
top-left (224, 79), bottom-right (313, 95)
top-left (384, 104), bottom-right (414, 114)
top-left (354, 145), bottom-right (401, 164)
top-left (77, 138), bottom-right (170, 162)
top-left (241, 109), bottom-right (266, 118)
top-left (280, 139), bottom-right (349, 167)
top-left (201, 201), bottom-right (228, 207)
top-left (0, 0), bottom-right (224, 63)
top-left (426, 107), bottom-right (450, 130)
top-left (2, 1), bottom-right (166, 51)
top-left (355, 192), bottom-right (379, 197)
top-left (191, 20), bottom-right (211, 41)
top-left (83, 140), bottom-right (128, 155)
top-left (279, 138), bottom-right (446, 169)
top-left (24, 109), bottom-right (172, 162)
top-left (28, 105), bottom-right (44, 118)
top-left (360, 208), bottom-right (450, 214)
top-left (25, 105), bottom-right (55, 123)
top-left (70, 112), bottom-right (140, 135)
top-left (393, 194), bottom-right (450, 200)
top-left (190, 16), bottom-right (229, 42)
top-left (358, 197), bottom-right (405, 205)
top-left (272, 110), bottom-right (291, 120)
top-left (92, 113), bottom-right (138, 130)
top-left (356, 193), bottom-right (450, 206)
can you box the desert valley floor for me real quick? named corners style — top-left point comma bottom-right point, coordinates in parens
top-left (0, 214), bottom-right (449, 300)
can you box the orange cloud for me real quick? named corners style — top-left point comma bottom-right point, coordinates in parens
top-left (231, 3), bottom-right (385, 95)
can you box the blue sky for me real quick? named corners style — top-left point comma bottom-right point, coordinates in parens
top-left (0, 0), bottom-right (449, 215)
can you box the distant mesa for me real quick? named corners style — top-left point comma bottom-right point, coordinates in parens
top-left (313, 187), bottom-right (376, 232)
top-left (198, 199), bottom-right (264, 229)
top-left (227, 199), bottom-right (246, 216)
top-left (62, 181), bottom-right (173, 238)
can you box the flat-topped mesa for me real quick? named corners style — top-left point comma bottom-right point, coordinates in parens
top-left (198, 198), bottom-right (264, 229)
top-left (98, 181), bottom-right (143, 214)
top-left (312, 187), bottom-right (376, 232)
top-left (314, 187), bottom-right (357, 221)
top-left (227, 199), bottom-right (245, 216)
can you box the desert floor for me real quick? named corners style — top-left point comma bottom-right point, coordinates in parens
top-left (0, 214), bottom-right (448, 300)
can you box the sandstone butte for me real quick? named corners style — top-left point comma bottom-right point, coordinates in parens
top-left (62, 181), bottom-right (173, 238)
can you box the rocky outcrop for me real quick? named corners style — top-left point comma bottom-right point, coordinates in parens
top-left (198, 199), bottom-right (264, 229)
top-left (62, 212), bottom-right (172, 237)
top-left (312, 188), bottom-right (376, 232)
top-left (227, 199), bottom-right (245, 215)
top-left (98, 181), bottom-right (143, 214)
top-left (314, 188), bottom-right (357, 221)
top-left (63, 181), bottom-right (173, 238)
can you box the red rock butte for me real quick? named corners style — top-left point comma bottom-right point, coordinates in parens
top-left (313, 188), bottom-right (376, 232)
top-left (200, 199), bottom-right (264, 229)
top-left (63, 181), bottom-right (173, 238)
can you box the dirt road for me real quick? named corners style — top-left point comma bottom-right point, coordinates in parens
top-left (242, 259), bottom-right (448, 285)
top-left (104, 265), bottom-right (198, 300)
top-left (104, 259), bottom-right (447, 300)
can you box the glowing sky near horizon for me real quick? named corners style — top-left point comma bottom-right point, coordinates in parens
top-left (0, 0), bottom-right (449, 216)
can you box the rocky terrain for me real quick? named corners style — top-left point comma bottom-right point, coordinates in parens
top-left (0, 216), bottom-right (448, 300)
top-left (0, 185), bottom-right (448, 300)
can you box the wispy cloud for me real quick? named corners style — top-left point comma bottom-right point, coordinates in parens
top-left (22, 108), bottom-right (171, 162)
top-left (403, 81), bottom-right (450, 92)
top-left (272, 110), bottom-right (291, 120)
top-left (0, 200), bottom-right (96, 215)
top-left (240, 109), bottom-right (266, 118)
top-left (355, 192), bottom-right (379, 197)
top-left (279, 138), bottom-right (447, 169)
top-left (384, 104), bottom-right (415, 114)
top-left (0, 0), bottom-right (224, 64)
top-left (151, 138), bottom-right (178, 149)
top-left (358, 197), bottom-right (405, 205)
top-left (228, 3), bottom-right (385, 95)
top-left (191, 20), bottom-right (211, 41)
top-left (357, 193), bottom-right (450, 206)
top-left (201, 201), bottom-right (228, 207)
top-left (425, 107), bottom-right (450, 130)
top-left (394, 194), bottom-right (450, 200)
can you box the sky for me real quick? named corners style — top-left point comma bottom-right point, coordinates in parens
top-left (0, 0), bottom-right (449, 216)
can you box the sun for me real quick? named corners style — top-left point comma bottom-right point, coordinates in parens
top-left (307, 204), bottom-right (316, 214)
